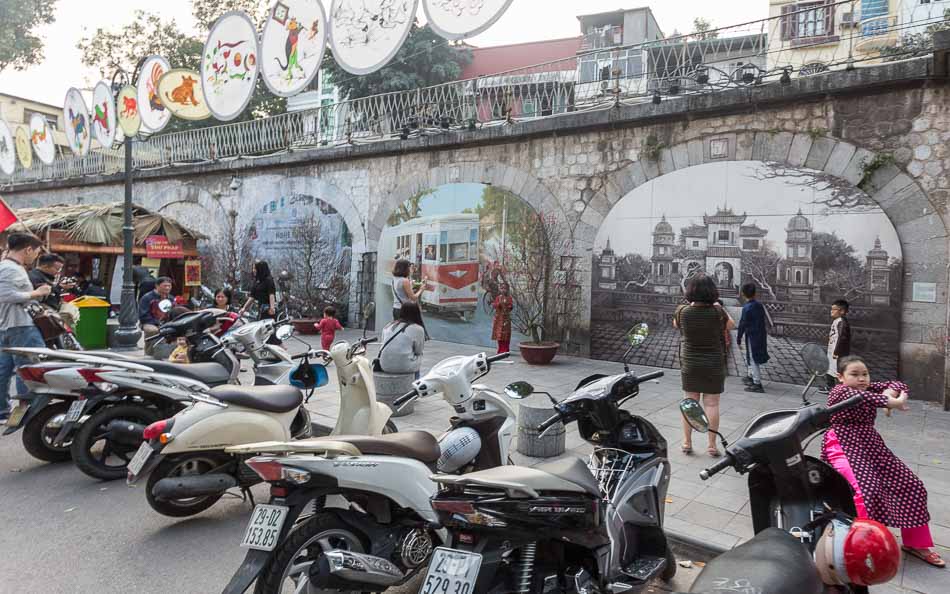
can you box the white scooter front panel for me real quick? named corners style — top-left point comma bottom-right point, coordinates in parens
top-left (328, 342), bottom-right (392, 436)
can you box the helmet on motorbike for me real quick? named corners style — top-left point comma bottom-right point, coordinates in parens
top-left (815, 517), bottom-right (900, 586)
top-left (437, 427), bottom-right (482, 473)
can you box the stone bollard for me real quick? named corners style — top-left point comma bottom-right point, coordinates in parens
top-left (373, 370), bottom-right (417, 417)
top-left (516, 395), bottom-right (565, 458)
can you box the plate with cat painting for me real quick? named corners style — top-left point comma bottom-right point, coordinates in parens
top-left (201, 11), bottom-right (261, 122)
top-left (261, 0), bottom-right (327, 97)
top-left (117, 85), bottom-right (141, 137)
top-left (91, 81), bottom-right (117, 148)
top-left (0, 119), bottom-right (15, 176)
top-left (63, 87), bottom-right (92, 157)
top-left (158, 69), bottom-right (212, 121)
top-left (15, 125), bottom-right (32, 169)
top-left (137, 55), bottom-right (172, 133)
top-left (29, 113), bottom-right (56, 165)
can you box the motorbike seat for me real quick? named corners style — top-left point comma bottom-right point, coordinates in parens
top-left (439, 457), bottom-right (601, 497)
top-left (690, 528), bottom-right (822, 594)
top-left (330, 431), bottom-right (441, 464)
top-left (143, 361), bottom-right (232, 386)
top-left (209, 385), bottom-right (303, 413)
top-left (533, 457), bottom-right (602, 497)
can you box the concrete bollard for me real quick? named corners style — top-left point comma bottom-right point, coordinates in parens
top-left (516, 395), bottom-right (565, 458)
top-left (374, 370), bottom-right (417, 417)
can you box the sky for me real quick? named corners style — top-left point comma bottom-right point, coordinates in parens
top-left (594, 161), bottom-right (902, 260)
top-left (0, 0), bottom-right (767, 107)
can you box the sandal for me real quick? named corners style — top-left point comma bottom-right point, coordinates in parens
top-left (681, 443), bottom-right (693, 454)
top-left (903, 547), bottom-right (946, 568)
top-left (707, 447), bottom-right (722, 458)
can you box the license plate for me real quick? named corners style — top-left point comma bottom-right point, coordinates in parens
top-left (127, 442), bottom-right (153, 477)
top-left (240, 504), bottom-right (289, 551)
top-left (6, 403), bottom-right (29, 427)
top-left (421, 548), bottom-right (482, 594)
top-left (65, 399), bottom-right (85, 422)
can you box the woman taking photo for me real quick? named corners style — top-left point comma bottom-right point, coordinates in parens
top-left (378, 302), bottom-right (426, 379)
top-left (674, 274), bottom-right (730, 457)
top-left (391, 259), bottom-right (426, 321)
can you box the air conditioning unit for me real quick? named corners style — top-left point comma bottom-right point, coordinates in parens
top-left (841, 12), bottom-right (857, 27)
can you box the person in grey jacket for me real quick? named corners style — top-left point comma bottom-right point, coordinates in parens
top-left (0, 233), bottom-right (51, 420)
top-left (378, 302), bottom-right (426, 378)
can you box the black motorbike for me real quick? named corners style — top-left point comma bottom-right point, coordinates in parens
top-left (425, 368), bottom-right (674, 592)
top-left (677, 392), bottom-right (890, 593)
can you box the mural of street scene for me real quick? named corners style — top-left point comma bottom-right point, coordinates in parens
top-left (592, 161), bottom-right (902, 385)
top-left (249, 194), bottom-right (352, 322)
top-left (376, 183), bottom-right (534, 349)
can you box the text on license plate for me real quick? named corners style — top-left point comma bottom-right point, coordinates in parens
top-left (421, 548), bottom-right (482, 594)
top-left (65, 400), bottom-right (85, 422)
top-left (240, 504), bottom-right (289, 551)
top-left (127, 442), bottom-right (153, 476)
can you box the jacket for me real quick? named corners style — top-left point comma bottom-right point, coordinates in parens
top-left (138, 290), bottom-right (166, 327)
top-left (737, 299), bottom-right (770, 365)
top-left (29, 268), bottom-right (63, 311)
top-left (830, 316), bottom-right (852, 358)
top-left (378, 322), bottom-right (426, 374)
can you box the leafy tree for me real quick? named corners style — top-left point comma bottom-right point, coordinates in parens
top-left (693, 18), bottom-right (718, 40)
top-left (811, 232), bottom-right (862, 275)
top-left (881, 8), bottom-right (950, 61)
top-left (0, 0), bottom-right (57, 73)
top-left (192, 0), bottom-right (267, 31)
top-left (324, 22), bottom-right (472, 100)
top-left (617, 254), bottom-right (651, 289)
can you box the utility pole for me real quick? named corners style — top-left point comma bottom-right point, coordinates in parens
top-left (112, 136), bottom-right (141, 349)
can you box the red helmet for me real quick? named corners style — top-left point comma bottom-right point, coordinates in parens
top-left (815, 518), bottom-right (900, 586)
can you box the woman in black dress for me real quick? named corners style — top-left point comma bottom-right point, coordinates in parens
top-left (241, 261), bottom-right (278, 320)
top-left (674, 274), bottom-right (729, 457)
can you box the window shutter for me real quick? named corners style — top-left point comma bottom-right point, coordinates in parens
top-left (780, 5), bottom-right (791, 40)
top-left (824, 0), bottom-right (835, 36)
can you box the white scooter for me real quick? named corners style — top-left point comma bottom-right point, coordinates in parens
top-left (123, 336), bottom-right (396, 517)
top-left (220, 351), bottom-right (514, 594)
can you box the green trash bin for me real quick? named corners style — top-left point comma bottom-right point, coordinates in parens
top-left (72, 296), bottom-right (111, 349)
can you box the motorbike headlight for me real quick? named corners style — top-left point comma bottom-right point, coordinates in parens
top-left (283, 468), bottom-right (311, 485)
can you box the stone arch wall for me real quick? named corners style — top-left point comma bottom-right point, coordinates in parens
top-left (581, 131), bottom-right (949, 397)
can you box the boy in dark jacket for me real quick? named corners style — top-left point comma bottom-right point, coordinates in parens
top-left (737, 283), bottom-right (770, 393)
top-left (823, 299), bottom-right (852, 392)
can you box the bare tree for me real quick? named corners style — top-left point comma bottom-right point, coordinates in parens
top-left (742, 247), bottom-right (783, 300)
top-left (200, 212), bottom-right (254, 291)
top-left (751, 162), bottom-right (878, 213)
top-left (278, 214), bottom-right (351, 319)
top-left (821, 264), bottom-right (868, 301)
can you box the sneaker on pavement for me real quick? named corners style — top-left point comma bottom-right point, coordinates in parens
top-left (742, 376), bottom-right (755, 386)
top-left (745, 384), bottom-right (765, 393)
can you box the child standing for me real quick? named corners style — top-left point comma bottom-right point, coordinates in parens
top-left (736, 283), bottom-right (769, 393)
top-left (168, 337), bottom-right (191, 363)
top-left (822, 356), bottom-right (944, 568)
top-left (824, 299), bottom-right (852, 392)
top-left (313, 306), bottom-right (344, 351)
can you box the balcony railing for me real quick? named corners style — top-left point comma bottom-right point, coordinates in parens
top-left (1, 0), bottom-right (944, 188)
top-left (580, 26), bottom-right (625, 50)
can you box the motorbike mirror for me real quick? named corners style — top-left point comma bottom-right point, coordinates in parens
top-left (800, 343), bottom-right (828, 376)
top-left (201, 285), bottom-right (215, 300)
top-left (362, 301), bottom-right (376, 321)
top-left (679, 398), bottom-right (710, 433)
top-left (158, 299), bottom-right (173, 313)
top-left (275, 325), bottom-right (294, 341)
top-left (504, 381), bottom-right (535, 399)
top-left (627, 323), bottom-right (649, 346)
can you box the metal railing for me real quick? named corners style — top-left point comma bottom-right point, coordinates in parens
top-left (2, 0), bottom-right (947, 188)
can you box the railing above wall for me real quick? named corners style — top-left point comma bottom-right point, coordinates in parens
top-left (2, 0), bottom-right (946, 189)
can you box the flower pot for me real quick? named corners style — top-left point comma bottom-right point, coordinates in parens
top-left (519, 342), bottom-right (560, 365)
top-left (291, 318), bottom-right (319, 335)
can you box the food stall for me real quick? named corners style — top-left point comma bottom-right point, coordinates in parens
top-left (2, 202), bottom-right (207, 307)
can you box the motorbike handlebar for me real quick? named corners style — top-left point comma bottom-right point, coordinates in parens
top-left (360, 337), bottom-right (378, 345)
top-left (634, 370), bottom-right (664, 384)
top-left (486, 352), bottom-right (510, 364)
top-left (536, 413), bottom-right (562, 434)
top-left (392, 389), bottom-right (418, 408)
top-left (699, 454), bottom-right (734, 481)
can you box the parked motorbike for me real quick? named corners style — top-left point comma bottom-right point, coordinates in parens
top-left (219, 350), bottom-right (513, 594)
top-left (124, 335), bottom-right (399, 518)
top-left (678, 388), bottom-right (900, 593)
top-left (422, 325), bottom-right (677, 594)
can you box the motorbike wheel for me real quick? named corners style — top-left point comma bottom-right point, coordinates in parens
top-left (145, 452), bottom-right (231, 517)
top-left (255, 512), bottom-right (367, 594)
top-left (21, 401), bottom-right (73, 462)
top-left (71, 404), bottom-right (161, 481)
top-left (661, 547), bottom-right (677, 581)
top-left (383, 420), bottom-right (397, 434)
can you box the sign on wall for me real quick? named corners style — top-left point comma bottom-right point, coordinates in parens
top-left (201, 11), bottom-right (261, 122)
top-left (185, 260), bottom-right (202, 286)
top-left (145, 235), bottom-right (184, 259)
top-left (63, 88), bottom-right (91, 157)
top-left (261, 0), bottom-right (328, 97)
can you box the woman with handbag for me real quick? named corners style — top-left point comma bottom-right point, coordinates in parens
top-left (376, 302), bottom-right (426, 379)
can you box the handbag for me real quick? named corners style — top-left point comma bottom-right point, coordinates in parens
top-left (28, 304), bottom-right (67, 342)
top-left (372, 323), bottom-right (409, 373)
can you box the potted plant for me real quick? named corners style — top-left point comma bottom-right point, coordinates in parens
top-left (495, 212), bottom-right (573, 365)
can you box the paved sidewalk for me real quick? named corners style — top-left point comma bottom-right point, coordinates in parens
top-left (299, 330), bottom-right (948, 594)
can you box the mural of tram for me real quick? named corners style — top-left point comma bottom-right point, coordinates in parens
top-left (381, 214), bottom-right (480, 320)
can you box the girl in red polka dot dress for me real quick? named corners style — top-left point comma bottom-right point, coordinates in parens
top-left (822, 356), bottom-right (945, 568)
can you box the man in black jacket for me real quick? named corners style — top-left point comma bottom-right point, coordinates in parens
top-left (28, 253), bottom-right (74, 311)
top-left (823, 299), bottom-right (852, 392)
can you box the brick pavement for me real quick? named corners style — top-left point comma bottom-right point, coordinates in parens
top-left (304, 330), bottom-right (945, 594)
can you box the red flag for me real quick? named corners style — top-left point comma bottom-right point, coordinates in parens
top-left (0, 195), bottom-right (17, 234)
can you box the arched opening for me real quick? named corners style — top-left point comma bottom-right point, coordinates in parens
top-left (376, 183), bottom-right (540, 348)
top-left (591, 160), bottom-right (903, 385)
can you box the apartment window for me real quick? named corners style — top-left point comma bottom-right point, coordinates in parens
top-left (781, 1), bottom-right (835, 41)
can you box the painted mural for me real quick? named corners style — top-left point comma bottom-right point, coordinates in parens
top-left (375, 183), bottom-right (535, 349)
top-left (591, 161), bottom-right (903, 385)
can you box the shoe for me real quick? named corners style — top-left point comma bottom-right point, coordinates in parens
top-left (745, 384), bottom-right (765, 393)
top-left (742, 376), bottom-right (755, 386)
top-left (817, 387), bottom-right (831, 395)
